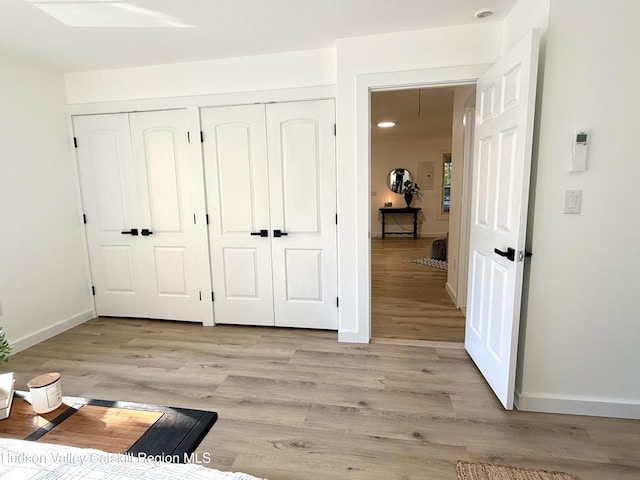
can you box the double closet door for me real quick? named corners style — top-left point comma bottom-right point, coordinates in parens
top-left (201, 100), bottom-right (337, 329)
top-left (73, 110), bottom-right (210, 323)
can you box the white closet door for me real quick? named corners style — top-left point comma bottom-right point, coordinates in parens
top-left (201, 104), bottom-right (275, 326)
top-left (75, 110), bottom-right (209, 323)
top-left (74, 114), bottom-right (149, 317)
top-left (129, 109), bottom-right (206, 322)
top-left (266, 100), bottom-right (338, 330)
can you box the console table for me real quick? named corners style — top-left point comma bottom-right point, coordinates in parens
top-left (379, 207), bottom-right (421, 239)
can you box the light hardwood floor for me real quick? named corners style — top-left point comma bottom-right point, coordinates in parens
top-left (9, 318), bottom-right (640, 480)
top-left (371, 237), bottom-right (465, 342)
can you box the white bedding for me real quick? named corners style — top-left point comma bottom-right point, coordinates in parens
top-left (0, 439), bottom-right (264, 480)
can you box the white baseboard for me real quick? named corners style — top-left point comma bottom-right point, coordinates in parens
top-left (11, 309), bottom-right (95, 354)
top-left (338, 330), bottom-right (367, 343)
top-left (515, 389), bottom-right (640, 420)
top-left (445, 281), bottom-right (457, 305)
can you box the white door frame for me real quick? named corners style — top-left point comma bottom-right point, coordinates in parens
top-left (457, 96), bottom-right (477, 311)
top-left (354, 65), bottom-right (490, 342)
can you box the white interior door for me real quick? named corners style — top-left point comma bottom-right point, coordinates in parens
top-left (74, 114), bottom-right (147, 317)
top-left (201, 100), bottom-right (337, 329)
top-left (201, 104), bottom-right (275, 326)
top-left (129, 109), bottom-right (207, 322)
top-left (465, 30), bottom-right (540, 409)
top-left (75, 110), bottom-right (209, 323)
top-left (267, 100), bottom-right (338, 330)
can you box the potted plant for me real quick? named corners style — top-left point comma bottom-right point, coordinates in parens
top-left (402, 180), bottom-right (420, 207)
top-left (0, 327), bottom-right (11, 364)
top-left (0, 327), bottom-right (13, 419)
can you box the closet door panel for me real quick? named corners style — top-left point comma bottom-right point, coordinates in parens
top-left (267, 100), bottom-right (338, 330)
top-left (201, 104), bottom-right (274, 326)
top-left (217, 125), bottom-right (258, 233)
top-left (129, 109), bottom-right (205, 321)
top-left (143, 128), bottom-right (182, 232)
top-left (74, 114), bottom-right (148, 317)
top-left (279, 120), bottom-right (320, 232)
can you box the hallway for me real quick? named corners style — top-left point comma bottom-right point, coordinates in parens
top-left (371, 237), bottom-right (465, 343)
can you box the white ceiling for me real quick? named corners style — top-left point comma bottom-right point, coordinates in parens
top-left (371, 87), bottom-right (457, 141)
top-left (0, 0), bottom-right (517, 73)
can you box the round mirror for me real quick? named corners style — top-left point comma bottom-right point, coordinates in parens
top-left (387, 169), bottom-right (413, 193)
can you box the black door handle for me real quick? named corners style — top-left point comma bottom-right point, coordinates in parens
top-left (494, 247), bottom-right (516, 262)
top-left (141, 229), bottom-right (153, 236)
top-left (121, 228), bottom-right (139, 236)
top-left (250, 230), bottom-right (269, 237)
top-left (273, 229), bottom-right (288, 238)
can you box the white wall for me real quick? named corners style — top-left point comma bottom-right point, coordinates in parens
top-left (515, 0), bottom-right (640, 418)
top-left (65, 48), bottom-right (336, 104)
top-left (63, 22), bottom-right (501, 343)
top-left (336, 23), bottom-right (502, 341)
top-left (0, 55), bottom-right (94, 352)
top-left (371, 138), bottom-right (451, 237)
top-left (502, 0), bottom-right (550, 52)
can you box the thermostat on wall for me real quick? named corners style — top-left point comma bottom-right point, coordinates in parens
top-left (570, 130), bottom-right (589, 172)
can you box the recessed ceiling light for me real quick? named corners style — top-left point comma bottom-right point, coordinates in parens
top-left (475, 9), bottom-right (494, 19)
top-left (377, 122), bottom-right (396, 128)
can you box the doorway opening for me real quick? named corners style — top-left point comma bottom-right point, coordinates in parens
top-left (370, 85), bottom-right (475, 344)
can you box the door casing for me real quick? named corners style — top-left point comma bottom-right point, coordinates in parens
top-left (353, 65), bottom-right (490, 342)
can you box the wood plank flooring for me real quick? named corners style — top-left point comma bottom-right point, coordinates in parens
top-left (8, 318), bottom-right (640, 480)
top-left (371, 237), bottom-right (466, 342)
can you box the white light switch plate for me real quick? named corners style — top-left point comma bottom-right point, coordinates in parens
top-left (563, 189), bottom-right (582, 214)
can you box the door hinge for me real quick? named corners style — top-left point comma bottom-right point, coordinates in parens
top-left (73, 137), bottom-right (78, 148)
top-left (187, 131), bottom-right (191, 143)
top-left (211, 292), bottom-right (215, 302)
top-left (206, 214), bottom-right (209, 225)
top-left (200, 131), bottom-right (204, 143)
top-left (91, 286), bottom-right (95, 296)
top-left (336, 297), bottom-right (339, 308)
top-left (199, 291), bottom-right (202, 301)
top-left (82, 214), bottom-right (87, 224)
top-left (333, 123), bottom-right (336, 136)
top-left (335, 213), bottom-right (338, 225)
top-left (194, 214), bottom-right (197, 225)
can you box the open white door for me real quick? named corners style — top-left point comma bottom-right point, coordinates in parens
top-left (465, 30), bottom-right (540, 409)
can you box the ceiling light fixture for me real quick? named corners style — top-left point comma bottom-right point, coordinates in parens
top-left (475, 9), bottom-right (494, 19)
top-left (377, 122), bottom-right (396, 128)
